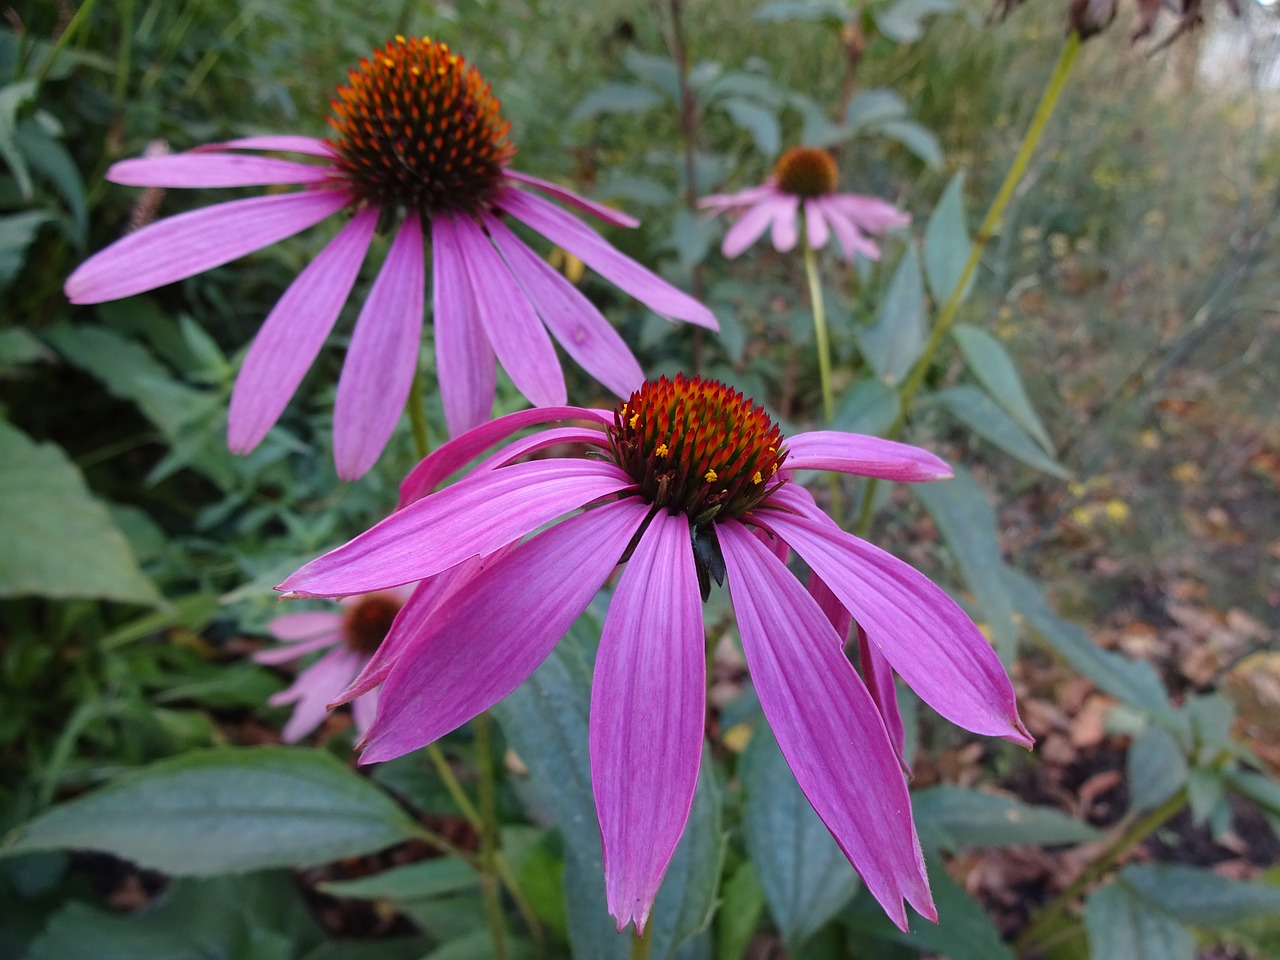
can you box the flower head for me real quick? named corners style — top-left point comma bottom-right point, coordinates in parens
top-left (66, 36), bottom-right (716, 480)
top-left (700, 145), bottom-right (911, 261)
top-left (278, 375), bottom-right (1031, 933)
top-left (253, 586), bottom-right (413, 742)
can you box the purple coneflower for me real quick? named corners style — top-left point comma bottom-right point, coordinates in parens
top-left (700, 145), bottom-right (910, 261)
top-left (277, 375), bottom-right (1031, 933)
top-left (66, 36), bottom-right (715, 480)
top-left (253, 586), bottom-right (412, 742)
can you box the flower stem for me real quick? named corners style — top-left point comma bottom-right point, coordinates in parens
top-left (631, 922), bottom-right (653, 960)
top-left (474, 712), bottom-right (509, 960)
top-left (801, 229), bottom-right (844, 520)
top-left (853, 31), bottom-right (1082, 537)
top-left (1012, 788), bottom-right (1186, 956)
top-left (408, 365), bottom-right (432, 461)
top-left (32, 0), bottom-right (102, 84)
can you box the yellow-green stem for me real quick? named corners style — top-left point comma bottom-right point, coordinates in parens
top-left (854, 31), bottom-right (1082, 537)
top-left (408, 366), bottom-right (432, 461)
top-left (474, 712), bottom-right (508, 960)
top-left (631, 922), bottom-right (653, 960)
top-left (32, 0), bottom-right (102, 84)
top-left (1013, 788), bottom-right (1186, 956)
top-left (801, 230), bottom-right (844, 520)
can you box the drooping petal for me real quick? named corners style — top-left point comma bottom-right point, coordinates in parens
top-left (279, 458), bottom-right (635, 598)
top-left (107, 153), bottom-right (334, 188)
top-left (757, 488), bottom-right (1032, 746)
top-left (858, 624), bottom-right (908, 770)
top-left (768, 194), bottom-right (801, 253)
top-left (360, 498), bottom-right (650, 762)
top-left (504, 170), bottom-right (639, 228)
top-left (721, 198), bottom-right (782, 259)
top-left (449, 215), bottom-right (565, 409)
top-left (397, 405), bottom-right (611, 508)
top-left (591, 511), bottom-right (704, 933)
top-left (432, 214), bottom-right (497, 438)
top-left (698, 183), bottom-right (781, 211)
top-left (804, 199), bottom-right (830, 251)
top-left (333, 212), bottom-right (425, 481)
top-left (485, 216), bottom-right (644, 399)
top-left (195, 136), bottom-right (337, 157)
top-left (228, 206), bottom-right (377, 454)
top-left (271, 647), bottom-right (364, 743)
top-left (266, 610), bottom-right (344, 641)
top-left (817, 198), bottom-right (881, 262)
top-left (497, 187), bottom-right (717, 329)
top-left (469, 426), bottom-right (610, 477)
top-left (806, 570), bottom-right (851, 640)
top-left (253, 633), bottom-right (340, 665)
top-left (65, 189), bottom-right (352, 303)
top-left (828, 193), bottom-right (912, 232)
top-left (351, 687), bottom-right (380, 735)
top-left (718, 521), bottom-right (935, 929)
top-left (784, 430), bottom-right (953, 482)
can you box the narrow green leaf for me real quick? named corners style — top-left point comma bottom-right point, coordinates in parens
top-left (0, 419), bottom-right (159, 604)
top-left (1186, 768), bottom-right (1226, 827)
top-left (569, 82), bottom-right (663, 124)
top-left (1127, 725), bottom-right (1187, 813)
top-left (933, 386), bottom-right (1070, 478)
top-left (858, 245), bottom-right (925, 385)
top-left (952, 324), bottom-right (1054, 451)
top-left (2, 747), bottom-right (420, 874)
top-left (742, 724), bottom-right (858, 948)
top-left (0, 210), bottom-right (52, 287)
top-left (317, 858), bottom-right (476, 902)
top-left (715, 861), bottom-right (765, 960)
top-left (923, 174), bottom-right (972, 306)
top-left (914, 786), bottom-right (1101, 850)
top-left (912, 466), bottom-right (1018, 662)
top-left (14, 120), bottom-right (87, 241)
top-left (1084, 880), bottom-right (1195, 960)
top-left (1120, 863), bottom-right (1280, 928)
top-left (0, 326), bottom-right (51, 371)
top-left (0, 80), bottom-right (37, 197)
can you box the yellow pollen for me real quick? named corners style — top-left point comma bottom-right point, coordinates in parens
top-left (629, 414), bottom-right (639, 428)
top-left (655, 444), bottom-right (669, 456)
top-left (705, 469), bottom-right (718, 483)
top-left (752, 471), bottom-right (763, 484)
top-left (395, 34), bottom-right (405, 43)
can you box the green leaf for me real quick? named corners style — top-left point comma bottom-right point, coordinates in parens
top-left (715, 861), bottom-right (765, 960)
top-left (0, 80), bottom-right (37, 197)
top-left (0, 326), bottom-right (51, 372)
top-left (719, 96), bottom-right (780, 159)
top-left (933, 386), bottom-right (1070, 478)
top-left (843, 89), bottom-right (908, 132)
top-left (873, 0), bottom-right (958, 43)
top-left (832, 378), bottom-right (900, 436)
top-left (893, 860), bottom-right (1014, 960)
top-left (570, 82), bottom-right (663, 124)
top-left (1127, 725), bottom-right (1187, 813)
top-left (912, 466), bottom-right (1018, 662)
top-left (876, 119), bottom-right (943, 168)
top-left (301, 939), bottom-right (434, 960)
top-left (914, 786), bottom-right (1101, 850)
top-left (753, 0), bottom-right (850, 24)
top-left (317, 857), bottom-right (477, 902)
top-left (0, 419), bottom-right (159, 604)
top-left (923, 174), bottom-right (972, 306)
top-left (1186, 767), bottom-right (1226, 827)
top-left (1226, 769), bottom-right (1280, 823)
top-left (2, 747), bottom-right (420, 874)
top-left (1083, 880), bottom-right (1195, 960)
top-left (14, 120), bottom-right (87, 242)
top-left (650, 757), bottom-right (725, 957)
top-left (858, 245), bottom-right (925, 385)
top-left (0, 209), bottom-right (51, 287)
top-left (1120, 863), bottom-right (1280, 928)
top-left (952, 325), bottom-right (1054, 451)
top-left (419, 931), bottom-right (536, 960)
top-left (1003, 568), bottom-right (1175, 721)
top-left (742, 723), bottom-right (858, 948)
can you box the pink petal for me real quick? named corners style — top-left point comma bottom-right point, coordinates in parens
top-left (432, 214), bottom-right (497, 438)
top-left (253, 633), bottom-right (340, 665)
top-left (769, 194), bottom-right (801, 253)
top-left (804, 199), bottom-right (830, 251)
top-left (65, 189), bottom-right (352, 303)
top-left (829, 193), bottom-right (911, 231)
top-left (698, 183), bottom-right (782, 211)
top-left (470, 426), bottom-right (610, 476)
top-left (397, 405), bottom-right (611, 508)
top-left (721, 199), bottom-right (780, 260)
top-left (817, 199), bottom-right (880, 262)
top-left (496, 187), bottom-right (717, 329)
top-left (351, 686), bottom-right (380, 735)
top-left (858, 625), bottom-right (908, 771)
top-left (279, 458), bottom-right (635, 598)
top-left (504, 170), bottom-right (640, 228)
top-left (196, 136), bottom-right (337, 157)
top-left (228, 207), bottom-right (377, 454)
top-left (359, 498), bottom-right (650, 762)
top-left (806, 570), bottom-right (852, 640)
top-left (485, 216), bottom-right (644, 400)
top-left (591, 511), bottom-right (705, 933)
top-left (757, 487), bottom-right (1032, 746)
top-left (784, 431), bottom-right (953, 482)
top-left (452, 215), bottom-right (565, 409)
top-left (107, 153), bottom-right (334, 188)
top-left (272, 647), bottom-right (363, 743)
top-left (333, 213), bottom-right (425, 481)
top-left (718, 521), bottom-right (935, 929)
top-left (266, 610), bottom-right (344, 641)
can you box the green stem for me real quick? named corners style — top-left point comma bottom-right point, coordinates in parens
top-left (631, 922), bottom-right (653, 960)
top-left (801, 228), bottom-right (843, 520)
top-left (32, 0), bottom-right (102, 83)
top-left (1013, 788), bottom-right (1186, 956)
top-left (474, 712), bottom-right (509, 960)
top-left (853, 31), bottom-right (1082, 537)
top-left (408, 366), bottom-right (432, 461)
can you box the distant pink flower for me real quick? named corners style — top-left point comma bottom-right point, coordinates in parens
top-left (253, 586), bottom-right (412, 742)
top-left (700, 145), bottom-right (910, 261)
top-left (278, 375), bottom-right (1031, 934)
top-left (66, 36), bottom-right (715, 480)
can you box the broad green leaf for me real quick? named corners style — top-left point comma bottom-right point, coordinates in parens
top-left (1186, 767), bottom-right (1226, 828)
top-left (301, 939), bottom-right (434, 960)
top-left (858, 245), bottom-right (925, 385)
top-left (0, 419), bottom-right (159, 604)
top-left (1003, 568), bottom-right (1175, 721)
top-left (876, 119), bottom-right (943, 168)
top-left (1120, 863), bottom-right (1280, 928)
top-left (742, 723), bottom-right (858, 949)
top-left (14, 120), bottom-right (87, 241)
top-left (623, 49), bottom-right (682, 100)
top-left (317, 857), bottom-right (476, 902)
top-left (1127, 725), bottom-right (1187, 812)
top-left (893, 860), bottom-right (1014, 960)
top-left (720, 96), bottom-right (780, 159)
top-left (0, 326), bottom-right (50, 371)
top-left (923, 174), bottom-right (972, 306)
top-left (753, 0), bottom-right (850, 24)
top-left (844, 89), bottom-right (908, 132)
top-left (0, 80), bottom-right (37, 196)
top-left (2, 747), bottom-right (420, 874)
top-left (833, 378), bottom-right (900, 435)
top-left (0, 210), bottom-right (51, 287)
top-left (419, 930), bottom-right (535, 960)
top-left (913, 786), bottom-right (1101, 850)
top-left (649, 758), bottom-right (724, 958)
top-left (569, 82), bottom-right (663, 124)
top-left (873, 0), bottom-right (958, 43)
top-left (933, 386), bottom-right (1070, 478)
top-left (912, 466), bottom-right (1018, 662)
top-left (952, 324), bottom-right (1054, 451)
top-left (1225, 769), bottom-right (1280, 832)
top-left (1084, 880), bottom-right (1195, 960)
top-left (715, 862), bottom-right (765, 960)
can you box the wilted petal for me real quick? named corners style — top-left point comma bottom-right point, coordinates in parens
top-left (785, 430), bottom-right (953, 482)
top-left (504, 170), bottom-right (639, 228)
top-left (758, 488), bottom-right (1032, 746)
top-left (591, 512), bottom-right (704, 934)
top-left (360, 498), bottom-right (650, 762)
top-left (718, 521), bottom-right (935, 929)
top-left (279, 458), bottom-right (634, 597)
top-left (108, 153), bottom-right (333, 188)
top-left (433, 214), bottom-right (498, 438)
top-left (65, 189), bottom-right (352, 303)
top-left (333, 213), bottom-right (425, 481)
top-left (228, 207), bottom-right (377, 454)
